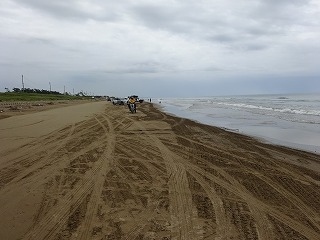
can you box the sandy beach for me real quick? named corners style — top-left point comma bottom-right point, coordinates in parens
top-left (0, 101), bottom-right (319, 239)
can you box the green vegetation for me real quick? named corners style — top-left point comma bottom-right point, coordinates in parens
top-left (0, 92), bottom-right (89, 102)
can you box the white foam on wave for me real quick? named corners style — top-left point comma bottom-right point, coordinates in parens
top-left (215, 102), bottom-right (320, 116)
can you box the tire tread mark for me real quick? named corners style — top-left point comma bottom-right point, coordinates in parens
top-left (78, 115), bottom-right (116, 240)
top-left (189, 164), bottom-right (320, 240)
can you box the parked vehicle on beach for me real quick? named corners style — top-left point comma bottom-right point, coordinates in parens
top-left (112, 98), bottom-right (125, 105)
top-left (120, 98), bottom-right (128, 104)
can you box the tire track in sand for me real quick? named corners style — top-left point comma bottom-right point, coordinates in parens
top-left (77, 114), bottom-right (116, 240)
top-left (187, 168), bottom-right (240, 239)
top-left (0, 119), bottom-right (108, 217)
top-left (133, 120), bottom-right (197, 240)
top-left (3, 102), bottom-right (320, 239)
top-left (22, 115), bottom-right (115, 240)
top-left (165, 118), bottom-right (320, 240)
top-left (188, 162), bottom-right (320, 240)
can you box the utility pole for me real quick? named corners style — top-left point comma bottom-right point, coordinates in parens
top-left (73, 88), bottom-right (74, 95)
top-left (22, 75), bottom-right (25, 91)
top-left (49, 82), bottom-right (51, 92)
top-left (64, 85), bottom-right (65, 95)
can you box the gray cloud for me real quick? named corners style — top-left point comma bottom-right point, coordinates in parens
top-left (24, 37), bottom-right (56, 47)
top-left (102, 61), bottom-right (176, 74)
top-left (1, 0), bottom-right (319, 96)
top-left (127, 0), bottom-right (310, 51)
top-left (12, 0), bottom-right (119, 21)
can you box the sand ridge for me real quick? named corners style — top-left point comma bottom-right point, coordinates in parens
top-left (0, 101), bottom-right (319, 239)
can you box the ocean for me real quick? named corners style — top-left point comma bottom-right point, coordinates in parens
top-left (157, 93), bottom-right (320, 154)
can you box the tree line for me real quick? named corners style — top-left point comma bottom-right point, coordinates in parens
top-left (12, 88), bottom-right (63, 95)
top-left (6, 88), bottom-right (97, 97)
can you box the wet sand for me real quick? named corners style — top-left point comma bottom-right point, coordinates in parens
top-left (0, 101), bottom-right (319, 239)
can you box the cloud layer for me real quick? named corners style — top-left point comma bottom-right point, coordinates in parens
top-left (1, 0), bottom-right (319, 96)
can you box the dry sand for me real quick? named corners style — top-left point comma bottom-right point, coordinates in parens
top-left (0, 101), bottom-right (319, 240)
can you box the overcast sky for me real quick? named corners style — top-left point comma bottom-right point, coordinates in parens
top-left (1, 0), bottom-right (320, 97)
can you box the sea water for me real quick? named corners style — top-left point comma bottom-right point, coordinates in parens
top-left (157, 93), bottom-right (320, 154)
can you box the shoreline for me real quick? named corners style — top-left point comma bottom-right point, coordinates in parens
top-left (155, 102), bottom-right (320, 155)
top-left (150, 103), bottom-right (320, 172)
